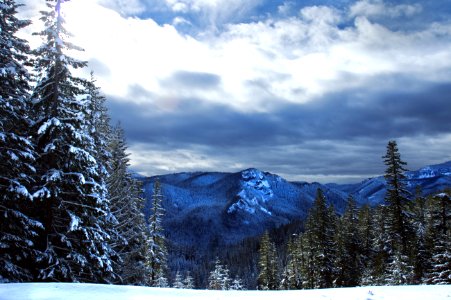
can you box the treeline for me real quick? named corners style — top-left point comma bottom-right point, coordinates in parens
top-left (0, 0), bottom-right (167, 285)
top-left (257, 141), bottom-right (450, 289)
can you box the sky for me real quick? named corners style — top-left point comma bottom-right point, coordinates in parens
top-left (17, 0), bottom-right (451, 183)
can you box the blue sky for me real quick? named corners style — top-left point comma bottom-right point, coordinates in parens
top-left (19, 0), bottom-right (451, 183)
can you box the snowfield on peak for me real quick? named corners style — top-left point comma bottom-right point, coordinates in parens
top-left (228, 169), bottom-right (274, 215)
top-left (0, 283), bottom-right (450, 300)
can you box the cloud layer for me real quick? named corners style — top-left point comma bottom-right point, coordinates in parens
top-left (18, 0), bottom-right (451, 182)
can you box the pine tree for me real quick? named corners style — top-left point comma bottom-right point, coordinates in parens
top-left (425, 193), bottom-right (451, 284)
top-left (257, 231), bottom-right (278, 290)
top-left (364, 205), bottom-right (390, 285)
top-left (409, 187), bottom-right (429, 283)
top-left (107, 125), bottom-right (149, 285)
top-left (30, 0), bottom-right (116, 282)
top-left (382, 141), bottom-right (414, 284)
top-left (0, 0), bottom-right (43, 282)
top-left (304, 189), bottom-right (336, 288)
top-left (173, 271), bottom-right (184, 289)
top-left (183, 272), bottom-right (195, 289)
top-left (147, 179), bottom-right (168, 286)
top-left (335, 196), bottom-right (362, 287)
top-left (282, 236), bottom-right (303, 289)
top-left (153, 269), bottom-right (169, 287)
top-left (358, 204), bottom-right (374, 285)
top-left (230, 276), bottom-right (245, 290)
top-left (383, 140), bottom-right (411, 253)
top-left (208, 258), bottom-right (230, 290)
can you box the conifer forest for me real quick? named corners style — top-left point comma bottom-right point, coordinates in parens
top-left (0, 0), bottom-right (450, 290)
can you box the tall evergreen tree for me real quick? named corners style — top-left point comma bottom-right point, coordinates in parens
top-left (107, 125), bottom-right (149, 285)
top-left (147, 179), bottom-right (169, 286)
top-left (257, 231), bottom-right (278, 290)
top-left (304, 189), bottom-right (336, 288)
top-left (382, 140), bottom-right (411, 253)
top-left (425, 193), bottom-right (451, 284)
top-left (0, 0), bottom-right (43, 282)
top-left (382, 140), bottom-right (414, 284)
top-left (30, 0), bottom-right (116, 282)
top-left (335, 196), bottom-right (362, 287)
top-left (409, 187), bottom-right (429, 283)
top-left (281, 236), bottom-right (303, 290)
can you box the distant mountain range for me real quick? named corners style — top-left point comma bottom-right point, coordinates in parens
top-left (139, 161), bottom-right (451, 249)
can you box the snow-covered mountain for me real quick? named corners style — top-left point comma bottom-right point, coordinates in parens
top-left (141, 168), bottom-right (350, 247)
top-left (140, 161), bottom-right (450, 246)
top-left (330, 161), bottom-right (451, 205)
top-left (139, 160), bottom-right (450, 280)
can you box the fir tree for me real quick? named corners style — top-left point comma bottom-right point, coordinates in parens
top-left (425, 193), bottom-right (451, 284)
top-left (282, 236), bottom-right (303, 289)
top-left (147, 179), bottom-right (168, 286)
top-left (208, 258), bottom-right (230, 290)
top-left (383, 140), bottom-right (411, 253)
top-left (107, 125), bottom-right (149, 285)
top-left (0, 0), bottom-right (43, 282)
top-left (304, 189), bottom-right (336, 288)
top-left (173, 271), bottom-right (184, 289)
top-left (30, 0), bottom-right (116, 282)
top-left (183, 272), bottom-right (195, 289)
top-left (335, 196), bottom-right (362, 287)
top-left (409, 187), bottom-right (429, 283)
top-left (230, 276), bottom-right (245, 290)
top-left (365, 205), bottom-right (390, 285)
top-left (257, 231), bottom-right (278, 290)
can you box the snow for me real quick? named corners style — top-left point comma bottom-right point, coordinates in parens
top-left (0, 283), bottom-right (450, 300)
top-left (227, 169), bottom-right (274, 215)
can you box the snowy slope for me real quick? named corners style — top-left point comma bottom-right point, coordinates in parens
top-left (0, 283), bottom-right (450, 300)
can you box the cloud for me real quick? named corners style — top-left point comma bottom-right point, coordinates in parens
top-left (98, 0), bottom-right (146, 16)
top-left (16, 0), bottom-right (451, 182)
top-left (107, 79), bottom-right (451, 182)
top-left (163, 71), bottom-right (221, 89)
top-left (350, 0), bottom-right (422, 19)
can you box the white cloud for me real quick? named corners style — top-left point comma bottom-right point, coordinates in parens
top-left (98, 0), bottom-right (146, 15)
top-left (17, 0), bottom-right (451, 114)
top-left (350, 0), bottom-right (422, 19)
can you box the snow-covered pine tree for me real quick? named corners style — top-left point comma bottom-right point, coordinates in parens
top-left (0, 0), bottom-right (43, 282)
top-left (281, 236), bottom-right (303, 289)
top-left (383, 140), bottom-right (411, 253)
top-left (208, 258), bottom-right (230, 290)
top-left (363, 205), bottom-right (390, 285)
top-left (173, 271), bottom-right (184, 289)
top-left (382, 141), bottom-right (414, 284)
top-left (230, 275), bottom-right (245, 290)
top-left (30, 0), bottom-right (116, 282)
top-left (257, 231), bottom-right (278, 290)
top-left (424, 192), bottom-right (451, 284)
top-left (147, 179), bottom-right (169, 286)
top-left (107, 125), bottom-right (149, 285)
top-left (153, 269), bottom-right (169, 287)
top-left (183, 272), bottom-right (194, 289)
top-left (409, 187), bottom-right (429, 283)
top-left (304, 189), bottom-right (336, 288)
top-left (335, 196), bottom-right (362, 287)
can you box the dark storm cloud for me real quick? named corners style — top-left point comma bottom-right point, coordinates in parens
top-left (107, 78), bottom-right (451, 181)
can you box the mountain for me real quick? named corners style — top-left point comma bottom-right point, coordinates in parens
top-left (141, 168), bottom-right (350, 247)
top-left (139, 161), bottom-right (450, 283)
top-left (329, 160), bottom-right (451, 205)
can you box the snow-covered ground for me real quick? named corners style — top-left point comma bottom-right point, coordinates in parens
top-left (0, 283), bottom-right (450, 300)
